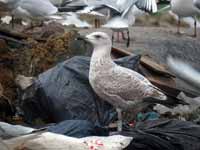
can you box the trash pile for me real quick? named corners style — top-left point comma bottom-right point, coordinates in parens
top-left (0, 23), bottom-right (88, 121)
top-left (0, 21), bottom-right (200, 150)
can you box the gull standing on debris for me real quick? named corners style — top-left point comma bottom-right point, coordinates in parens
top-left (171, 0), bottom-right (200, 36)
top-left (102, 0), bottom-right (157, 47)
top-left (82, 32), bottom-right (167, 131)
top-left (1, 0), bottom-right (58, 27)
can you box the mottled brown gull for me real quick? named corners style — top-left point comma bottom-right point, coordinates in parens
top-left (81, 32), bottom-right (167, 131)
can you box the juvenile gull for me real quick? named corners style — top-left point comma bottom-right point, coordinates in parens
top-left (84, 32), bottom-right (167, 131)
top-left (171, 0), bottom-right (200, 36)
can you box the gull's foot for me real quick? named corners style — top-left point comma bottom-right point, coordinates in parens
top-left (192, 33), bottom-right (197, 38)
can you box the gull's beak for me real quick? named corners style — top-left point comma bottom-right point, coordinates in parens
top-left (76, 36), bottom-right (88, 42)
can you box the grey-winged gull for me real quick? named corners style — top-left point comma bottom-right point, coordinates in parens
top-left (102, 0), bottom-right (157, 47)
top-left (1, 0), bottom-right (58, 28)
top-left (171, 0), bottom-right (200, 36)
top-left (81, 32), bottom-right (167, 131)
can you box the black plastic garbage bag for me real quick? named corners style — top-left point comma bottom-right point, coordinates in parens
top-left (122, 119), bottom-right (200, 150)
top-left (20, 55), bottom-right (141, 126)
top-left (48, 120), bottom-right (108, 138)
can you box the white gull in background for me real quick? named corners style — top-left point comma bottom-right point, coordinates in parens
top-left (171, 0), bottom-right (200, 36)
top-left (84, 32), bottom-right (167, 131)
top-left (102, 0), bottom-right (157, 47)
top-left (56, 12), bottom-right (92, 28)
top-left (0, 0), bottom-right (58, 27)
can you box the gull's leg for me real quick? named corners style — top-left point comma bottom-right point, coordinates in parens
top-left (117, 31), bottom-right (120, 42)
top-left (194, 16), bottom-right (197, 37)
top-left (94, 18), bottom-right (100, 28)
top-left (112, 31), bottom-right (114, 45)
top-left (116, 108), bottom-right (122, 132)
top-left (177, 16), bottom-right (181, 35)
top-left (11, 15), bottom-right (14, 29)
top-left (122, 31), bottom-right (126, 40)
top-left (127, 29), bottom-right (130, 47)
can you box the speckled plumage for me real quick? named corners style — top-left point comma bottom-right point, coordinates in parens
top-left (88, 32), bottom-right (167, 110)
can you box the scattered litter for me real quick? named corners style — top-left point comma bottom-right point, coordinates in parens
top-left (154, 92), bottom-right (200, 121)
top-left (0, 2), bottom-right (200, 150)
top-left (123, 119), bottom-right (200, 150)
top-left (1, 16), bottom-right (12, 24)
top-left (0, 122), bottom-right (34, 139)
top-left (48, 120), bottom-right (108, 138)
top-left (136, 112), bottom-right (160, 122)
top-left (4, 132), bottom-right (132, 150)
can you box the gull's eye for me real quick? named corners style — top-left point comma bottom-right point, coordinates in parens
top-left (95, 35), bottom-right (101, 39)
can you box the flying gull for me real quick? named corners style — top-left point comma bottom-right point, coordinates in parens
top-left (167, 56), bottom-right (200, 93)
top-left (171, 0), bottom-right (200, 37)
top-left (80, 32), bottom-right (167, 131)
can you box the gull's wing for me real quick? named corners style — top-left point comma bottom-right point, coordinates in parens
top-left (121, 1), bottom-right (136, 18)
top-left (98, 65), bottom-right (166, 101)
top-left (19, 0), bottom-right (58, 17)
top-left (117, 0), bottom-right (137, 12)
top-left (83, 0), bottom-right (104, 7)
top-left (136, 0), bottom-right (157, 13)
top-left (121, 0), bottom-right (157, 20)
top-left (103, 0), bottom-right (121, 13)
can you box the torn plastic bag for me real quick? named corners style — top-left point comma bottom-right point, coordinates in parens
top-left (0, 122), bottom-right (34, 139)
top-left (19, 55), bottom-right (141, 126)
top-left (48, 120), bottom-right (108, 138)
top-left (122, 119), bottom-right (200, 150)
top-left (0, 120), bottom-right (108, 139)
top-left (4, 133), bottom-right (132, 150)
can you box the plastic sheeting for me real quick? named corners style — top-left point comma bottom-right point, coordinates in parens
top-left (48, 120), bottom-right (108, 138)
top-left (123, 119), bottom-right (200, 150)
top-left (0, 122), bottom-right (34, 139)
top-left (4, 133), bottom-right (133, 150)
top-left (19, 55), bottom-right (141, 126)
top-left (1, 119), bottom-right (200, 150)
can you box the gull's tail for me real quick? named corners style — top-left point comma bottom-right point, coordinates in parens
top-left (146, 84), bottom-right (189, 106)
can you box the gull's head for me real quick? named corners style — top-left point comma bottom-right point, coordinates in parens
top-left (84, 32), bottom-right (112, 48)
